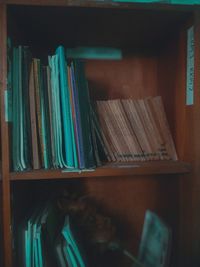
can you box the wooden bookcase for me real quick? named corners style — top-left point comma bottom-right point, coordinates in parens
top-left (0, 1), bottom-right (200, 267)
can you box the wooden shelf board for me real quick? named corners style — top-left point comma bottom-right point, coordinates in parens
top-left (4, 0), bottom-right (200, 11)
top-left (10, 160), bottom-right (191, 181)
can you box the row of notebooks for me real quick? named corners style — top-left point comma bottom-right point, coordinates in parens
top-left (18, 203), bottom-right (86, 267)
top-left (8, 43), bottom-right (177, 171)
top-left (96, 97), bottom-right (177, 162)
top-left (17, 201), bottom-right (171, 267)
top-left (9, 45), bottom-right (96, 171)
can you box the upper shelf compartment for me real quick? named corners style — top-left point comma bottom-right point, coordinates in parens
top-left (6, 3), bottom-right (193, 177)
top-left (7, 4), bottom-right (192, 54)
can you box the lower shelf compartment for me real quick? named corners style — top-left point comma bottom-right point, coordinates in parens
top-left (10, 160), bottom-right (191, 180)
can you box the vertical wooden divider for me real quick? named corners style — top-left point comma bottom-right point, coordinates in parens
top-left (179, 10), bottom-right (200, 267)
top-left (0, 4), bottom-right (12, 267)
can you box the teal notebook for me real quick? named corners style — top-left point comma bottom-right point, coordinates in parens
top-left (67, 47), bottom-right (122, 60)
top-left (113, 0), bottom-right (164, 3)
top-left (48, 55), bottom-right (68, 168)
top-left (12, 46), bottom-right (27, 171)
top-left (113, 0), bottom-right (200, 3)
top-left (56, 46), bottom-right (77, 168)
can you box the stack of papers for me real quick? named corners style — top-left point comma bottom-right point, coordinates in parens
top-left (18, 204), bottom-right (86, 267)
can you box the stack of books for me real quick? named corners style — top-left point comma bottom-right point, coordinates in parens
top-left (10, 45), bottom-right (95, 171)
top-left (96, 97), bottom-right (177, 162)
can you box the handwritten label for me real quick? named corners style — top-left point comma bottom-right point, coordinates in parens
top-left (186, 26), bottom-right (194, 106)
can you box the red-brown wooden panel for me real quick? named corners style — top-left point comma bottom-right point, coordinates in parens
top-left (85, 175), bottom-right (180, 265)
top-left (0, 4), bottom-right (12, 267)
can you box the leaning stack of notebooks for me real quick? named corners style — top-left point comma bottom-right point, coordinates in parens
top-left (95, 97), bottom-right (177, 162)
top-left (9, 44), bottom-right (178, 172)
top-left (10, 45), bottom-right (95, 171)
top-left (18, 203), bottom-right (86, 267)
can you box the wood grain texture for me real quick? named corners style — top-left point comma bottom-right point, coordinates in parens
top-left (157, 12), bottom-right (200, 267)
top-left (10, 161), bottom-right (190, 181)
top-left (1, 0), bottom-right (199, 11)
top-left (157, 19), bottom-right (188, 267)
top-left (0, 4), bottom-right (12, 267)
top-left (84, 174), bottom-right (180, 263)
top-left (178, 11), bottom-right (200, 267)
top-left (0, 181), bottom-right (3, 267)
top-left (86, 56), bottom-right (158, 100)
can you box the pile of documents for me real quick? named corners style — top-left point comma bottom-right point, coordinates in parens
top-left (96, 97), bottom-right (177, 162)
top-left (9, 45), bottom-right (97, 171)
top-left (18, 203), bottom-right (86, 267)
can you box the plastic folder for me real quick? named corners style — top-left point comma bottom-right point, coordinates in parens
top-left (48, 55), bottom-right (68, 168)
top-left (56, 46), bottom-right (77, 168)
top-left (68, 62), bottom-right (85, 169)
top-left (113, 0), bottom-right (200, 4)
top-left (67, 47), bottom-right (122, 60)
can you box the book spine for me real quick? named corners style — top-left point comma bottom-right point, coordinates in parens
top-left (56, 46), bottom-right (75, 167)
top-left (33, 58), bottom-right (44, 167)
top-left (122, 99), bottom-right (151, 161)
top-left (97, 101), bottom-right (122, 161)
top-left (151, 96), bottom-right (178, 160)
top-left (90, 105), bottom-right (112, 162)
top-left (68, 63), bottom-right (85, 168)
top-left (46, 66), bottom-right (56, 167)
top-left (116, 99), bottom-right (145, 161)
top-left (75, 60), bottom-right (95, 168)
top-left (29, 61), bottom-right (40, 169)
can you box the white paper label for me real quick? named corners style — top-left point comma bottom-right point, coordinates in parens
top-left (186, 26), bottom-right (194, 106)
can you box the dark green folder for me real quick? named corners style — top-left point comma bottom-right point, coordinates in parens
top-left (56, 46), bottom-right (77, 168)
top-left (74, 60), bottom-right (95, 168)
top-left (48, 55), bottom-right (68, 168)
top-left (22, 46), bottom-right (32, 168)
top-left (12, 46), bottom-right (27, 171)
